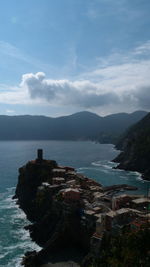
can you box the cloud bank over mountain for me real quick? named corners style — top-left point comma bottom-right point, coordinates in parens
top-left (21, 72), bottom-right (120, 108)
top-left (20, 49), bottom-right (150, 112)
top-left (0, 41), bottom-right (150, 115)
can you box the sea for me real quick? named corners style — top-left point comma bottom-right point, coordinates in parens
top-left (0, 140), bottom-right (149, 267)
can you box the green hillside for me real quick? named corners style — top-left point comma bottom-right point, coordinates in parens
top-left (0, 110), bottom-right (147, 142)
top-left (114, 112), bottom-right (150, 180)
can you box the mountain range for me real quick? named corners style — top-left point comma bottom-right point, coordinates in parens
top-left (0, 110), bottom-right (147, 142)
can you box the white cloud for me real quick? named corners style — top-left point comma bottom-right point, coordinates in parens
top-left (20, 72), bottom-right (120, 108)
top-left (0, 83), bottom-right (43, 105)
top-left (133, 41), bottom-right (150, 56)
top-left (0, 41), bottom-right (150, 115)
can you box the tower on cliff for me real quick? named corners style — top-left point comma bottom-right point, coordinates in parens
top-left (37, 149), bottom-right (43, 163)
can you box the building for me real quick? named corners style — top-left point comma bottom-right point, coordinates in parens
top-left (52, 168), bottom-right (66, 177)
top-left (96, 208), bottom-right (135, 232)
top-left (62, 188), bottom-right (80, 201)
top-left (114, 208), bottom-right (134, 226)
top-left (52, 177), bottom-right (65, 185)
top-left (64, 166), bottom-right (75, 171)
top-left (84, 210), bottom-right (96, 218)
top-left (93, 206), bottom-right (102, 214)
top-left (93, 192), bottom-right (105, 200)
top-left (66, 179), bottom-right (76, 186)
top-left (112, 194), bottom-right (132, 210)
top-left (96, 214), bottom-right (106, 235)
top-left (132, 198), bottom-right (150, 211)
top-left (89, 186), bottom-right (102, 192)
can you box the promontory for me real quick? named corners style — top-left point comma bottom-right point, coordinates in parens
top-left (14, 149), bottom-right (150, 266)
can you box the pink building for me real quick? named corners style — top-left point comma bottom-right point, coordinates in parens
top-left (62, 188), bottom-right (80, 201)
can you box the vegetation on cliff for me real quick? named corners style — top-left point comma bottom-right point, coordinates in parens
top-left (88, 226), bottom-right (150, 267)
top-left (114, 112), bottom-right (150, 180)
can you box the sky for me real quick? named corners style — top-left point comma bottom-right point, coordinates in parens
top-left (0, 0), bottom-right (150, 117)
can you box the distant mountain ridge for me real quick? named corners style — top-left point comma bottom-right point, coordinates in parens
top-left (0, 110), bottom-right (147, 142)
top-left (113, 112), bottom-right (150, 180)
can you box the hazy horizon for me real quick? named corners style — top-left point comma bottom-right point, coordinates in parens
top-left (0, 109), bottom-right (148, 118)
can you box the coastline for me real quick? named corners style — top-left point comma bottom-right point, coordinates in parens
top-left (112, 144), bottom-right (150, 182)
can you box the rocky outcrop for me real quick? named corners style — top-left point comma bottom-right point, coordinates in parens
top-left (14, 152), bottom-right (96, 266)
top-left (113, 112), bottom-right (150, 181)
top-left (14, 158), bottom-right (58, 221)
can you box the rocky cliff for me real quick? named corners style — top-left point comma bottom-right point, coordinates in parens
top-left (113, 112), bottom-right (150, 180)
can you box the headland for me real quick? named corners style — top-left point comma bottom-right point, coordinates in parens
top-left (14, 149), bottom-right (150, 266)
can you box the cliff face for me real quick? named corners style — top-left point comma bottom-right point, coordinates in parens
top-left (113, 112), bottom-right (150, 180)
top-left (15, 159), bottom-right (58, 220)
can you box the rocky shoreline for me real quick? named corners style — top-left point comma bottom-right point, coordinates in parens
top-left (113, 155), bottom-right (150, 181)
top-left (14, 150), bottom-right (149, 266)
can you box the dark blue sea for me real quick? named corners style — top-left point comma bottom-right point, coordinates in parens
top-left (0, 141), bottom-right (149, 266)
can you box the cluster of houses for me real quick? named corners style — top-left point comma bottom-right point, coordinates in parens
top-left (35, 149), bottom-right (150, 252)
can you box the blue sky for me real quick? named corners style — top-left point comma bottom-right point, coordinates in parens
top-left (0, 0), bottom-right (150, 116)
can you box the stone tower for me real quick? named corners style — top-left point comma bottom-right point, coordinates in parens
top-left (37, 149), bottom-right (43, 162)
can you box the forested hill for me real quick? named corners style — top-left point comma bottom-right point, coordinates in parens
top-left (0, 110), bottom-right (147, 142)
top-left (114, 112), bottom-right (150, 180)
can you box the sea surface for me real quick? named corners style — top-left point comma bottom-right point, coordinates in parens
top-left (0, 140), bottom-right (149, 266)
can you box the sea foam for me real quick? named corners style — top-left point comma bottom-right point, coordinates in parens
top-left (0, 187), bottom-right (41, 267)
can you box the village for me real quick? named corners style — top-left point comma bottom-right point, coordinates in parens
top-left (34, 149), bottom-right (150, 254)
